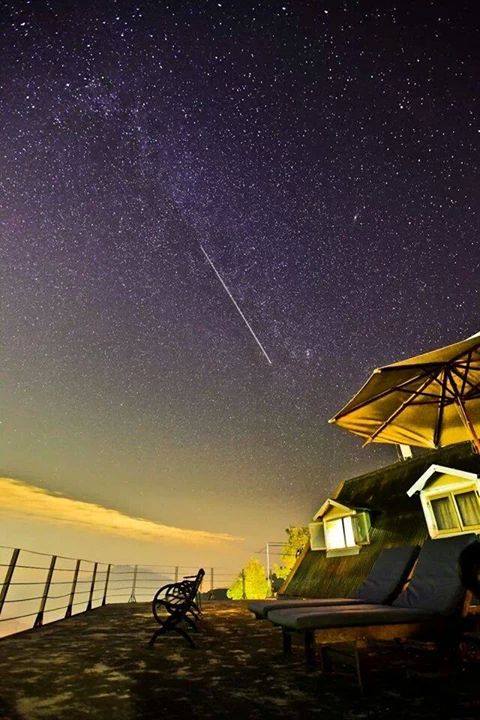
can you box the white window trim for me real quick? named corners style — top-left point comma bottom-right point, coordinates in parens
top-left (421, 479), bottom-right (480, 539)
top-left (407, 464), bottom-right (479, 497)
top-left (313, 498), bottom-right (355, 522)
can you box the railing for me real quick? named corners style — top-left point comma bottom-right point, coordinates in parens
top-left (0, 545), bottom-right (237, 640)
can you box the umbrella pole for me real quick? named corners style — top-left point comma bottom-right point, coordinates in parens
top-left (454, 397), bottom-right (480, 454)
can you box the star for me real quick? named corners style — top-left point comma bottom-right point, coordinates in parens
top-left (0, 0), bottom-right (477, 563)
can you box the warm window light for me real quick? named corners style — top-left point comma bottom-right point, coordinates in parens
top-left (325, 517), bottom-right (355, 550)
top-left (309, 498), bottom-right (371, 556)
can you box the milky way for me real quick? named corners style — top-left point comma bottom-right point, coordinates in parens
top-left (1, 1), bottom-right (479, 552)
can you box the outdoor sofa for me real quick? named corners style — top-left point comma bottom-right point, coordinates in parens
top-left (248, 544), bottom-right (419, 619)
top-left (266, 534), bottom-right (476, 689)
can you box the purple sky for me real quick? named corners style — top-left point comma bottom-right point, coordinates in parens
top-left (1, 0), bottom-right (479, 566)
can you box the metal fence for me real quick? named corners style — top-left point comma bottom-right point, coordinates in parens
top-left (0, 545), bottom-right (237, 640)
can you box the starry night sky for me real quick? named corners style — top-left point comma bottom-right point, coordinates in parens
top-left (1, 1), bottom-right (479, 563)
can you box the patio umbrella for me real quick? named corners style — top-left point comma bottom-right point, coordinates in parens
top-left (329, 332), bottom-right (480, 452)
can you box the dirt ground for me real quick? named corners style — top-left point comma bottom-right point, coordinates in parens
top-left (0, 601), bottom-right (479, 720)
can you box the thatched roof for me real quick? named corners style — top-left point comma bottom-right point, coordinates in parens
top-left (284, 442), bottom-right (480, 599)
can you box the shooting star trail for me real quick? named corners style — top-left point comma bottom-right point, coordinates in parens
top-left (200, 245), bottom-right (273, 365)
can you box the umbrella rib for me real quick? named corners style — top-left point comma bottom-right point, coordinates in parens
top-left (363, 374), bottom-right (437, 446)
top-left (409, 399), bottom-right (451, 406)
top-left (447, 369), bottom-right (480, 453)
top-left (378, 338), bottom-right (480, 373)
top-left (455, 349), bottom-right (480, 399)
top-left (463, 376), bottom-right (480, 400)
top-left (394, 387), bottom-right (445, 400)
top-left (433, 370), bottom-right (448, 448)
top-left (332, 370), bottom-right (431, 421)
top-left (331, 336), bottom-right (480, 449)
top-left (421, 370), bottom-right (456, 397)
top-left (450, 365), bottom-right (478, 394)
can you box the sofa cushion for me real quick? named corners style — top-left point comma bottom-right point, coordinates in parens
top-left (393, 534), bottom-right (476, 614)
top-left (356, 545), bottom-right (419, 604)
top-left (267, 604), bottom-right (434, 630)
top-left (248, 598), bottom-right (363, 618)
top-left (249, 545), bottom-right (419, 619)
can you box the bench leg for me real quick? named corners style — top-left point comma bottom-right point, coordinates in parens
top-left (282, 629), bottom-right (292, 656)
top-left (305, 631), bottom-right (316, 668)
top-left (149, 619), bottom-right (196, 649)
top-left (436, 627), bottom-right (462, 671)
top-left (318, 645), bottom-right (333, 674)
top-left (191, 600), bottom-right (202, 616)
top-left (148, 625), bottom-right (167, 647)
top-left (354, 640), bottom-right (369, 694)
top-left (184, 615), bottom-right (199, 633)
top-left (174, 625), bottom-right (196, 648)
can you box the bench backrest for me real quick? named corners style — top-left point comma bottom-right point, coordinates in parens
top-left (393, 534), bottom-right (476, 615)
top-left (355, 545), bottom-right (419, 604)
top-left (165, 569), bottom-right (205, 608)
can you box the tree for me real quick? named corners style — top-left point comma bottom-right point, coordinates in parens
top-left (271, 526), bottom-right (309, 592)
top-left (227, 556), bottom-right (269, 600)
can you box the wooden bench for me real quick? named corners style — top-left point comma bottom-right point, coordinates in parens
top-left (149, 568), bottom-right (205, 648)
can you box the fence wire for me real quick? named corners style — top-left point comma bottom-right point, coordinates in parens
top-left (0, 545), bottom-right (238, 639)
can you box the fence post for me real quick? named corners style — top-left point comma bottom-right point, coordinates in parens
top-left (86, 562), bottom-right (98, 611)
top-left (102, 564), bottom-right (111, 606)
top-left (128, 565), bottom-right (138, 603)
top-left (0, 548), bottom-right (20, 615)
top-left (65, 559), bottom-right (81, 618)
top-left (174, 566), bottom-right (179, 583)
top-left (241, 570), bottom-right (246, 600)
top-left (266, 542), bottom-right (272, 597)
top-left (34, 555), bottom-right (57, 628)
top-left (210, 567), bottom-right (214, 594)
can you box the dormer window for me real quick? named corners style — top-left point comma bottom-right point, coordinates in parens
top-left (407, 464), bottom-right (480, 539)
top-left (324, 515), bottom-right (356, 551)
top-left (309, 499), bottom-right (371, 557)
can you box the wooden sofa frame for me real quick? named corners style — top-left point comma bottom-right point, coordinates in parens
top-left (280, 591), bottom-right (479, 691)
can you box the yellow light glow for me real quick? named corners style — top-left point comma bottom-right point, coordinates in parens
top-left (0, 477), bottom-right (242, 546)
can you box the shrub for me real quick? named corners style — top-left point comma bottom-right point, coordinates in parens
top-left (227, 557), bottom-right (269, 600)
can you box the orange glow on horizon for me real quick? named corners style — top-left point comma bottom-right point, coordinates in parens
top-left (0, 477), bottom-right (243, 546)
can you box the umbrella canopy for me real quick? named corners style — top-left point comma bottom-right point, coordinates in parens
top-left (329, 332), bottom-right (480, 451)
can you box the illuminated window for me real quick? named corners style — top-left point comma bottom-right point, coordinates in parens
top-left (309, 499), bottom-right (371, 556)
top-left (325, 516), bottom-right (355, 550)
top-left (407, 465), bottom-right (480, 540)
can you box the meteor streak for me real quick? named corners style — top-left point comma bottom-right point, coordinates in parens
top-left (200, 245), bottom-right (272, 365)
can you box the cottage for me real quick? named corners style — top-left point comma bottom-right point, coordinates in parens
top-left (282, 441), bottom-right (480, 600)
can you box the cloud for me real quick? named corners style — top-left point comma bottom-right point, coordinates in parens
top-left (0, 477), bottom-right (242, 546)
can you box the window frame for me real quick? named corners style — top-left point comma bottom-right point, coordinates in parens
top-left (421, 480), bottom-right (480, 539)
top-left (309, 499), bottom-right (371, 555)
top-left (324, 514), bottom-right (369, 557)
